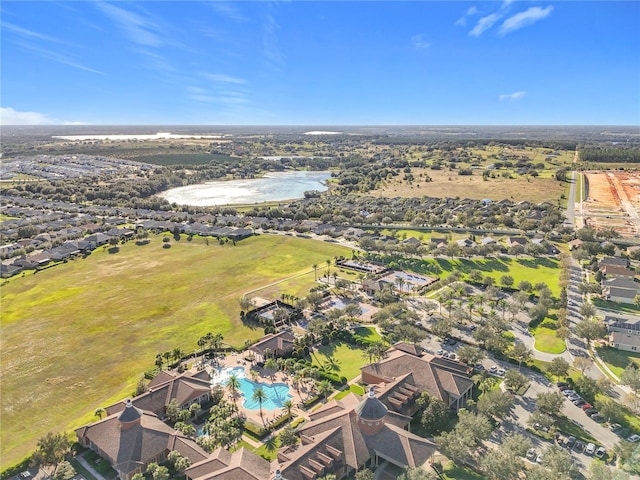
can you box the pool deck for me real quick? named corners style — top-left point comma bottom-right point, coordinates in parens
top-left (203, 353), bottom-right (313, 428)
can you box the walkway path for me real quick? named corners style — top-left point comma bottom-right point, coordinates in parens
top-left (75, 454), bottom-right (107, 480)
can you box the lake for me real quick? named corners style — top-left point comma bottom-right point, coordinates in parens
top-left (158, 170), bottom-right (331, 206)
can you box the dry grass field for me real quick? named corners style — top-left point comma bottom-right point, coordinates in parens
top-left (372, 167), bottom-right (566, 203)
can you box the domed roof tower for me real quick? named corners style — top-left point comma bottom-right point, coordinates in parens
top-left (354, 386), bottom-right (387, 436)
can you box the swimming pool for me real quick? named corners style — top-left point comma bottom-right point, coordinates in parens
top-left (211, 366), bottom-right (293, 411)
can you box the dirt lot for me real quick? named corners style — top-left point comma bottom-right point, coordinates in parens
top-left (583, 171), bottom-right (640, 237)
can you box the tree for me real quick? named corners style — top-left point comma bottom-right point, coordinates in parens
top-left (167, 451), bottom-right (191, 473)
top-left (397, 467), bottom-right (438, 480)
top-left (54, 462), bottom-right (76, 480)
top-left (518, 280), bottom-right (533, 292)
top-left (481, 448), bottom-right (522, 480)
top-left (573, 357), bottom-right (592, 375)
top-left (501, 433), bottom-right (533, 457)
top-left (282, 399), bottom-right (294, 423)
top-left (355, 469), bottom-right (375, 480)
top-left (279, 425), bottom-right (298, 448)
top-left (575, 318), bottom-right (607, 344)
top-left (574, 376), bottom-right (601, 403)
top-left (500, 275), bottom-right (514, 288)
top-left (621, 364), bottom-right (640, 392)
top-left (252, 387), bottom-right (267, 422)
top-left (431, 318), bottom-right (454, 339)
top-left (165, 399), bottom-right (182, 423)
top-left (528, 409), bottom-right (555, 430)
top-left (547, 357), bottom-right (570, 379)
top-left (477, 389), bottom-right (514, 419)
top-left (94, 407), bottom-right (106, 420)
top-left (317, 380), bottom-right (333, 402)
top-left (579, 302), bottom-right (596, 319)
top-left (420, 398), bottom-right (451, 434)
top-left (456, 409), bottom-right (493, 444)
top-left (536, 391), bottom-right (564, 416)
top-left (511, 343), bottom-right (532, 369)
top-left (456, 345), bottom-right (485, 366)
top-left (32, 432), bottom-right (71, 474)
top-left (504, 369), bottom-right (528, 392)
top-left (596, 397), bottom-right (622, 424)
top-left (588, 461), bottom-right (630, 480)
top-left (539, 445), bottom-right (578, 479)
top-left (227, 374), bottom-right (241, 402)
top-left (151, 465), bottom-right (170, 480)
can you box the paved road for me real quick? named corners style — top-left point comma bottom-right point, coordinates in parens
top-left (566, 171), bottom-right (578, 227)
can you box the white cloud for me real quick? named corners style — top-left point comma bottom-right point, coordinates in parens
top-left (204, 73), bottom-right (247, 84)
top-left (1, 107), bottom-right (55, 125)
top-left (2, 22), bottom-right (67, 44)
top-left (411, 34), bottom-right (431, 50)
top-left (499, 91), bottom-right (526, 101)
top-left (1, 107), bottom-right (87, 125)
top-left (469, 13), bottom-right (501, 37)
top-left (499, 6), bottom-right (554, 35)
top-left (467, 6), bottom-right (478, 16)
top-left (455, 6), bottom-right (478, 27)
top-left (207, 2), bottom-right (248, 22)
top-left (96, 2), bottom-right (163, 47)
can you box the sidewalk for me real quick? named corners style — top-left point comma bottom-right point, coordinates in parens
top-left (75, 454), bottom-right (107, 480)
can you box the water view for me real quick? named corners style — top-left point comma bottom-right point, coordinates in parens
top-left (158, 170), bottom-right (331, 206)
top-left (211, 366), bottom-right (292, 412)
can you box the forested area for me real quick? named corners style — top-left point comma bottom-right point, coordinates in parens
top-left (580, 147), bottom-right (640, 163)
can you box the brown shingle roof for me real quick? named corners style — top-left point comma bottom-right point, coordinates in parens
top-left (186, 448), bottom-right (270, 480)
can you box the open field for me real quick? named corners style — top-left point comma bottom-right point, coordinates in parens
top-left (0, 234), bottom-right (351, 467)
top-left (372, 167), bottom-right (567, 203)
top-left (583, 171), bottom-right (640, 237)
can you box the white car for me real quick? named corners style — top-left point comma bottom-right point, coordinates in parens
top-left (496, 368), bottom-right (506, 376)
top-left (436, 349), bottom-right (444, 356)
top-left (489, 365), bottom-right (498, 374)
top-left (585, 443), bottom-right (596, 455)
top-left (627, 434), bottom-right (640, 443)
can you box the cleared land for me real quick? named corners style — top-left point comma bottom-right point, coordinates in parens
top-left (0, 234), bottom-right (350, 467)
top-left (583, 171), bottom-right (640, 237)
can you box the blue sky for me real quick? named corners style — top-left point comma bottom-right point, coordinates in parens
top-left (1, 1), bottom-right (639, 125)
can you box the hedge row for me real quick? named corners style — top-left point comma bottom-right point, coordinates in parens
top-left (0, 456), bottom-right (31, 480)
top-left (243, 413), bottom-right (293, 439)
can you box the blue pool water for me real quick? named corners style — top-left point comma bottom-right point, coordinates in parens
top-left (211, 366), bottom-right (292, 411)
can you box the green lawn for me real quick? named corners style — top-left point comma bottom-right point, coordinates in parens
top-left (555, 416), bottom-right (597, 444)
top-left (443, 462), bottom-right (488, 480)
top-left (0, 234), bottom-right (351, 468)
top-left (428, 257), bottom-right (560, 296)
top-left (595, 347), bottom-right (640, 378)
top-left (311, 342), bottom-right (368, 381)
top-left (530, 326), bottom-right (566, 354)
top-left (592, 298), bottom-right (640, 315)
top-left (333, 383), bottom-right (365, 400)
top-left (352, 326), bottom-right (382, 341)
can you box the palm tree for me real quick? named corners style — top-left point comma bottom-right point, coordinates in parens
top-left (312, 263), bottom-right (318, 281)
top-left (317, 380), bottom-right (333, 403)
top-left (227, 374), bottom-right (241, 403)
top-left (265, 358), bottom-right (278, 381)
top-left (326, 259), bottom-right (331, 275)
top-left (252, 387), bottom-right (267, 423)
top-left (94, 408), bottom-right (106, 420)
top-left (282, 399), bottom-right (294, 423)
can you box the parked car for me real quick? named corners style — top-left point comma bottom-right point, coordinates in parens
top-left (584, 408), bottom-right (598, 416)
top-left (526, 448), bottom-right (537, 460)
top-left (535, 454), bottom-right (543, 464)
top-left (609, 423), bottom-right (622, 432)
top-left (562, 389), bottom-right (576, 397)
top-left (574, 440), bottom-right (585, 452)
top-left (573, 399), bottom-right (586, 407)
top-left (436, 349), bottom-right (444, 356)
top-left (557, 382), bottom-right (569, 388)
top-left (567, 394), bottom-right (581, 402)
top-left (558, 385), bottom-right (570, 391)
top-left (591, 413), bottom-right (605, 422)
top-left (595, 447), bottom-right (606, 459)
top-left (565, 436), bottom-right (576, 448)
top-left (581, 403), bottom-right (593, 411)
top-left (474, 363), bottom-right (485, 371)
top-left (449, 353), bottom-right (456, 360)
top-left (585, 443), bottom-right (596, 455)
top-left (496, 368), bottom-right (506, 376)
top-left (627, 434), bottom-right (640, 443)
top-left (489, 365), bottom-right (498, 374)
